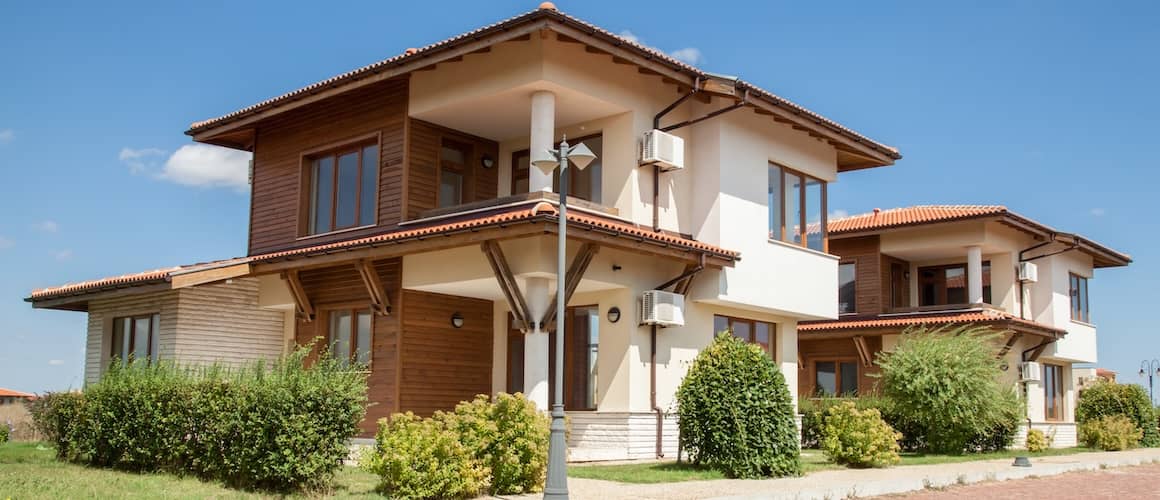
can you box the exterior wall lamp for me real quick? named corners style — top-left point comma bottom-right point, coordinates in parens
top-left (450, 312), bottom-right (464, 329)
top-left (607, 306), bottom-right (621, 324)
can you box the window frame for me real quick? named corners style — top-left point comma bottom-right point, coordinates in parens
top-left (768, 162), bottom-right (828, 253)
top-left (1043, 363), bottom-right (1064, 421)
top-left (110, 313), bottom-right (160, 364)
top-left (438, 138), bottom-right (471, 209)
top-left (838, 261), bottom-right (857, 315)
top-left (812, 358), bottom-right (860, 397)
top-left (713, 314), bottom-right (776, 358)
top-left (1069, 273), bottom-right (1090, 323)
top-left (298, 133), bottom-right (381, 237)
top-left (917, 261), bottom-right (992, 307)
top-left (511, 132), bottom-right (602, 203)
top-left (507, 306), bottom-right (600, 411)
top-left (321, 304), bottom-right (374, 369)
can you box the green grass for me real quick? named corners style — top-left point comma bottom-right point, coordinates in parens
top-left (0, 442), bottom-right (383, 499)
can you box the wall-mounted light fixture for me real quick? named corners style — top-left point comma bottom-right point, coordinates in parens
top-left (607, 306), bottom-right (621, 323)
top-left (480, 154), bottom-right (495, 169)
top-left (612, 264), bottom-right (622, 272)
top-left (451, 312), bottom-right (465, 329)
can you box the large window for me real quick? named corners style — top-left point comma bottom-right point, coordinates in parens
top-left (839, 262), bottom-right (857, 314)
top-left (511, 135), bottom-right (602, 203)
top-left (1069, 273), bottom-right (1090, 323)
top-left (307, 141), bottom-right (379, 235)
top-left (507, 305), bottom-right (600, 410)
top-left (815, 360), bottom-right (858, 396)
top-left (713, 315), bottom-right (775, 357)
top-left (768, 163), bottom-right (827, 252)
top-left (111, 313), bottom-right (160, 364)
top-left (1044, 363), bottom-right (1064, 421)
top-left (918, 262), bottom-right (991, 306)
top-left (327, 308), bottom-right (372, 368)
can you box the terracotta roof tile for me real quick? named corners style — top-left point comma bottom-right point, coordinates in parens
top-left (799, 308), bottom-right (1065, 337)
top-left (0, 387), bottom-right (36, 398)
top-left (828, 205), bottom-right (1007, 234)
top-left (28, 257), bottom-right (250, 300)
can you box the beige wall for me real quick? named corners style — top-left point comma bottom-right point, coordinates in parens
top-left (85, 291), bottom-right (180, 384)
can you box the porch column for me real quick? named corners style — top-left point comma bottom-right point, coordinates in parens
top-left (529, 90), bottom-right (556, 193)
top-left (966, 245), bottom-right (983, 304)
top-left (777, 322), bottom-right (800, 411)
top-left (524, 276), bottom-right (551, 410)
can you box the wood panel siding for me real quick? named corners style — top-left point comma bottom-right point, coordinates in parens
top-left (882, 255), bottom-right (911, 310)
top-left (797, 336), bottom-right (882, 396)
top-left (399, 290), bottom-right (493, 417)
top-left (248, 77), bottom-right (408, 255)
top-left (829, 236), bottom-right (883, 315)
top-left (85, 291), bottom-right (180, 384)
top-left (171, 278), bottom-right (285, 366)
top-left (406, 119), bottom-right (499, 220)
top-left (292, 258), bottom-right (402, 435)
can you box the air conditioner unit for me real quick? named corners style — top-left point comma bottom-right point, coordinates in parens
top-left (640, 290), bottom-right (685, 327)
top-left (640, 129), bottom-right (685, 172)
top-left (1018, 262), bottom-right (1038, 283)
top-left (1020, 361), bottom-right (1042, 382)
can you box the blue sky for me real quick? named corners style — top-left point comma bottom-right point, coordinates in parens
top-left (1, 1), bottom-right (1157, 397)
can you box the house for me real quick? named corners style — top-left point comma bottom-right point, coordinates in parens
top-left (1075, 367), bottom-right (1116, 393)
top-left (26, 3), bottom-right (900, 461)
top-left (0, 388), bottom-right (36, 406)
top-left (799, 205), bottom-right (1130, 447)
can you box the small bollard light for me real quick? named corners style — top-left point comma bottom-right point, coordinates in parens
top-left (1012, 456), bottom-right (1032, 467)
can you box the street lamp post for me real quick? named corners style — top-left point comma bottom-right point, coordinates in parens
top-left (532, 136), bottom-right (596, 500)
top-left (1140, 359), bottom-right (1160, 405)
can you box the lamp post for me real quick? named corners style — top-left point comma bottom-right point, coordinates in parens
top-left (1140, 359), bottom-right (1160, 405)
top-left (532, 136), bottom-right (596, 500)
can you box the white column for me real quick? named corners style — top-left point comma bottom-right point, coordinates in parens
top-left (776, 322), bottom-right (799, 412)
top-left (529, 90), bottom-right (556, 193)
top-left (966, 245), bottom-right (983, 304)
top-left (524, 277), bottom-right (551, 410)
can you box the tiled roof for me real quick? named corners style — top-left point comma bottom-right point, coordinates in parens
top-left (0, 387), bottom-right (36, 398)
top-left (828, 205), bottom-right (1007, 234)
top-left (185, 7), bottom-right (899, 160)
top-left (799, 308), bottom-right (1066, 337)
top-left (28, 258), bottom-right (249, 300)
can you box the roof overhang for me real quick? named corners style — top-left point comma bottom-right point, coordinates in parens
top-left (799, 308), bottom-right (1067, 341)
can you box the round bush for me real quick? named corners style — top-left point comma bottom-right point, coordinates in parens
top-left (1076, 381), bottom-right (1158, 447)
top-left (0, 422), bottom-right (8, 444)
top-left (1080, 415), bottom-right (1142, 451)
top-left (676, 333), bottom-right (800, 478)
top-left (876, 325), bottom-right (1021, 454)
top-left (820, 401), bottom-right (901, 468)
top-left (1025, 429), bottom-right (1051, 452)
top-left (440, 393), bottom-right (549, 495)
top-left (365, 412), bottom-right (490, 499)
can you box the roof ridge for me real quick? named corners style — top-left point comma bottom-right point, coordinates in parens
top-left (830, 204), bottom-right (1007, 222)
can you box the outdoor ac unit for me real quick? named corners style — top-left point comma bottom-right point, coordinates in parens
top-left (1020, 361), bottom-right (1042, 382)
top-left (640, 129), bottom-right (685, 172)
top-left (641, 290), bottom-right (685, 327)
top-left (1018, 262), bottom-right (1038, 283)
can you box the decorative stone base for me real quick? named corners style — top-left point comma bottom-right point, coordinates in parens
top-left (567, 412), bottom-right (679, 462)
top-left (1014, 422), bottom-right (1077, 448)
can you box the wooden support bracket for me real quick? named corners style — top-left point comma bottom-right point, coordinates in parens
top-left (542, 243), bottom-right (599, 331)
top-left (482, 241), bottom-right (534, 333)
top-left (282, 270), bottom-right (314, 322)
top-left (853, 336), bottom-right (873, 367)
top-left (1024, 338), bottom-right (1055, 362)
top-left (997, 332), bottom-right (1023, 358)
top-left (356, 259), bottom-right (391, 316)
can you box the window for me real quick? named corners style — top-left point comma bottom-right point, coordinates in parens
top-left (307, 142), bottom-right (378, 234)
top-left (439, 139), bottom-right (470, 208)
top-left (839, 262), bottom-right (857, 314)
top-left (1070, 273), bottom-right (1090, 323)
top-left (918, 262), bottom-right (992, 306)
top-left (815, 360), bottom-right (858, 396)
top-left (768, 163), bottom-right (827, 252)
top-left (110, 313), bottom-right (160, 364)
top-left (507, 306), bottom-right (600, 410)
top-left (512, 134), bottom-right (602, 203)
top-left (713, 315), bottom-right (775, 357)
top-left (1044, 363), bottom-right (1064, 421)
top-left (327, 308), bottom-right (372, 368)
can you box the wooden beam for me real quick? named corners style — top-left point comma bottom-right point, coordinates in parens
top-left (853, 336), bottom-right (873, 367)
top-left (542, 243), bottom-right (599, 330)
top-left (482, 241), bottom-right (534, 333)
top-left (170, 262), bottom-right (251, 289)
top-left (797, 352), bottom-right (804, 370)
top-left (1024, 338), bottom-right (1054, 362)
top-left (356, 259), bottom-right (391, 316)
top-left (282, 270), bottom-right (314, 322)
top-left (997, 332), bottom-right (1023, 358)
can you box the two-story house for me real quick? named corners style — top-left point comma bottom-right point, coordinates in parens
top-left (26, 4), bottom-right (900, 461)
top-left (799, 205), bottom-right (1130, 447)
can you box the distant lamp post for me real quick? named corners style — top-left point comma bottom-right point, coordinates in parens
top-left (1140, 359), bottom-right (1160, 405)
top-left (532, 136), bottom-right (595, 500)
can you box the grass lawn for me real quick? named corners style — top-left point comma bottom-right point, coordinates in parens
top-left (0, 442), bottom-right (383, 499)
top-left (569, 447), bottom-right (1096, 484)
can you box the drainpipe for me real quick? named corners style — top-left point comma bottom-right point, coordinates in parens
top-left (649, 258), bottom-right (706, 458)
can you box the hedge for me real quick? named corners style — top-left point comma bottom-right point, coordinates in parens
top-left (28, 346), bottom-right (367, 492)
top-left (820, 401), bottom-right (901, 468)
top-left (1076, 381), bottom-right (1159, 447)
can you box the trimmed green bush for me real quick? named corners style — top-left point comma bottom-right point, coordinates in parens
top-left (365, 412), bottom-right (490, 500)
top-left (27, 347), bottom-right (367, 492)
top-left (0, 421), bottom-right (8, 444)
top-left (676, 333), bottom-right (800, 478)
top-left (820, 401), bottom-right (901, 468)
top-left (441, 393), bottom-right (549, 495)
top-left (876, 325), bottom-right (1022, 454)
top-left (1080, 415), bottom-right (1142, 451)
top-left (1076, 381), bottom-right (1158, 447)
top-left (1025, 429), bottom-right (1051, 452)
top-left (800, 396), bottom-right (924, 451)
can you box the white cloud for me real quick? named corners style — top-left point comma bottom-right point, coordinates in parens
top-left (1090, 208), bottom-right (1106, 217)
top-left (119, 147), bottom-right (166, 174)
top-left (48, 359), bottom-right (65, 366)
top-left (160, 144), bottom-right (252, 190)
top-left (618, 30), bottom-right (640, 44)
top-left (0, 129), bottom-right (13, 144)
top-left (34, 220), bottom-right (59, 233)
top-left (829, 209), bottom-right (850, 220)
top-left (0, 236), bottom-right (12, 249)
top-left (54, 249), bottom-right (73, 261)
top-left (669, 48), bottom-right (704, 65)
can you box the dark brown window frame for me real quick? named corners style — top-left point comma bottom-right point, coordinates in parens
top-left (438, 138), bottom-right (472, 209)
top-left (510, 132), bottom-right (602, 202)
top-left (838, 261), bottom-right (857, 315)
top-left (812, 358), bottom-right (859, 397)
top-left (917, 261), bottom-right (992, 306)
top-left (506, 305), bottom-right (600, 411)
top-left (1069, 273), bottom-right (1090, 323)
top-left (769, 162), bottom-right (828, 253)
top-left (298, 133), bottom-right (381, 238)
top-left (320, 304), bottom-right (374, 369)
top-left (713, 314), bottom-right (776, 358)
top-left (1043, 363), bottom-right (1064, 421)
top-left (110, 313), bottom-right (160, 364)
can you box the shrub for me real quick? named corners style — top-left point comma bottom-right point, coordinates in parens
top-left (876, 325), bottom-right (1022, 454)
top-left (1080, 415), bottom-right (1142, 451)
top-left (364, 412), bottom-right (490, 500)
top-left (440, 393), bottom-right (549, 495)
top-left (28, 346), bottom-right (367, 492)
top-left (676, 333), bottom-right (800, 478)
top-left (1025, 429), bottom-right (1051, 452)
top-left (1076, 381), bottom-right (1158, 447)
top-left (0, 421), bottom-right (8, 444)
top-left (820, 402), bottom-right (901, 468)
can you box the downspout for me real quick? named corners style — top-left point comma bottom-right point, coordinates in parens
top-left (650, 258), bottom-right (706, 458)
